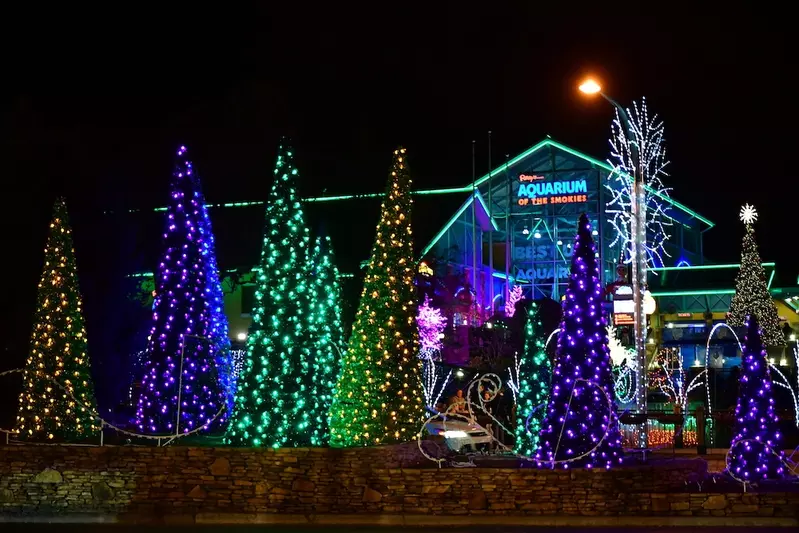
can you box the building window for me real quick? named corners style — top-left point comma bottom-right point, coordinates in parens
top-left (241, 285), bottom-right (256, 317)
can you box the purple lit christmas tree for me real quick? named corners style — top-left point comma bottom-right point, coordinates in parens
top-left (728, 315), bottom-right (784, 481)
top-left (136, 146), bottom-right (230, 434)
top-left (535, 214), bottom-right (623, 469)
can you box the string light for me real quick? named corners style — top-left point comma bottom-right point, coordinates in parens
top-left (16, 198), bottom-right (98, 441)
top-left (606, 97), bottom-right (673, 268)
top-left (727, 205), bottom-right (784, 346)
top-left (504, 285), bottom-right (524, 317)
top-left (417, 295), bottom-right (446, 357)
top-left (535, 214), bottom-right (623, 469)
top-left (513, 301), bottom-right (551, 455)
top-left (728, 316), bottom-right (784, 481)
top-left (328, 147), bottom-right (424, 447)
top-left (135, 146), bottom-right (231, 434)
top-left (226, 139), bottom-right (337, 448)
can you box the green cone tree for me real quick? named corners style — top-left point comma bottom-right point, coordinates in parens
top-left (226, 139), bottom-right (322, 447)
top-left (329, 147), bottom-right (424, 447)
top-left (16, 198), bottom-right (98, 441)
top-left (308, 234), bottom-right (345, 444)
top-left (514, 301), bottom-right (551, 456)
top-left (727, 205), bottom-right (784, 346)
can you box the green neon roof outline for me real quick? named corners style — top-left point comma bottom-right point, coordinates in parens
top-left (420, 189), bottom-right (499, 258)
top-left (127, 267), bottom-right (355, 279)
top-left (116, 138), bottom-right (713, 228)
top-left (650, 262), bottom-right (775, 272)
top-left (465, 138), bottom-right (713, 228)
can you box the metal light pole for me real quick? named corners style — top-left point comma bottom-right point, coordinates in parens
top-left (580, 79), bottom-right (648, 450)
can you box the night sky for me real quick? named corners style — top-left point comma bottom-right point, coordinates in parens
top-left (0, 7), bottom-right (794, 413)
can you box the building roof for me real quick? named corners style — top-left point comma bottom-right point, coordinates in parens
top-left (108, 137), bottom-right (714, 277)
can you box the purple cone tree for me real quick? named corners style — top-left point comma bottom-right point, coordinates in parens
top-left (535, 214), bottom-right (623, 469)
top-left (728, 315), bottom-right (784, 481)
top-left (136, 145), bottom-right (230, 434)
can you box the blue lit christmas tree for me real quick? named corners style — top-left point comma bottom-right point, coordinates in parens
top-left (308, 235), bottom-right (345, 444)
top-left (226, 139), bottom-right (323, 447)
top-left (535, 214), bottom-right (623, 469)
top-left (136, 146), bottom-right (230, 434)
top-left (514, 301), bottom-right (551, 456)
top-left (728, 315), bottom-right (784, 481)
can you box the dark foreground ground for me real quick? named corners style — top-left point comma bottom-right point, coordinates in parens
top-left (2, 527), bottom-right (791, 532)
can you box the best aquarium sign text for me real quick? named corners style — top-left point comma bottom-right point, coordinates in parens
top-left (517, 174), bottom-right (588, 205)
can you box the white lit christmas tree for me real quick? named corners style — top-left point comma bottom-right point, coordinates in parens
top-left (727, 205), bottom-right (784, 346)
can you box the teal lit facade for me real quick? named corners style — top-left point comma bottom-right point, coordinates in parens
top-left (420, 138), bottom-right (712, 308)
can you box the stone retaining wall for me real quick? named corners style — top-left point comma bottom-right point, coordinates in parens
top-left (0, 444), bottom-right (796, 520)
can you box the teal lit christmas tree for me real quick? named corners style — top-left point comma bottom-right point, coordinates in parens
top-left (514, 301), bottom-right (551, 456)
top-left (728, 315), bottom-right (784, 481)
top-left (226, 139), bottom-right (321, 447)
top-left (308, 234), bottom-right (344, 444)
top-left (328, 147), bottom-right (424, 447)
top-left (535, 214), bottom-right (623, 468)
top-left (727, 205), bottom-right (784, 346)
top-left (17, 198), bottom-right (98, 441)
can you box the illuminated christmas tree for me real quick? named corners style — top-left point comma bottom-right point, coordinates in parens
top-left (535, 214), bottom-right (623, 468)
top-left (728, 315), bottom-right (784, 481)
top-left (514, 301), bottom-right (551, 456)
top-left (136, 146), bottom-right (230, 434)
top-left (728, 205), bottom-right (784, 346)
top-left (308, 234), bottom-right (344, 444)
top-left (328, 147), bottom-right (424, 447)
top-left (16, 198), bottom-right (98, 441)
top-left (226, 139), bottom-right (320, 447)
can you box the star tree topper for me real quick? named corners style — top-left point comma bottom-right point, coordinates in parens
top-left (740, 204), bottom-right (758, 225)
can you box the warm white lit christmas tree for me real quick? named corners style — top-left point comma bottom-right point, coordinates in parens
top-left (727, 205), bottom-right (784, 346)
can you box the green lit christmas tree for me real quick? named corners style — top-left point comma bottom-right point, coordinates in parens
top-left (727, 205), bottom-right (784, 346)
top-left (514, 301), bottom-right (551, 456)
top-left (329, 147), bottom-right (424, 447)
top-left (226, 139), bottom-right (320, 447)
top-left (16, 198), bottom-right (98, 441)
top-left (308, 234), bottom-right (344, 444)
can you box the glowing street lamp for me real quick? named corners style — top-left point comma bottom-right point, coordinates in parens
top-left (579, 76), bottom-right (649, 452)
top-left (579, 79), bottom-right (602, 95)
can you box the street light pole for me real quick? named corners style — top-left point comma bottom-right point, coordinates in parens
top-left (580, 79), bottom-right (648, 451)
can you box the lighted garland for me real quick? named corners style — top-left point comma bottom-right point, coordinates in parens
top-left (417, 373), bottom-right (618, 469)
top-left (3, 368), bottom-right (225, 444)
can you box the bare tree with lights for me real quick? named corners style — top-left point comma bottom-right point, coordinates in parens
top-left (606, 97), bottom-right (673, 269)
top-left (606, 96), bottom-right (673, 450)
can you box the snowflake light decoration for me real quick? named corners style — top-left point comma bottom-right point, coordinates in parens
top-left (606, 97), bottom-right (673, 268)
top-left (740, 204), bottom-right (758, 225)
